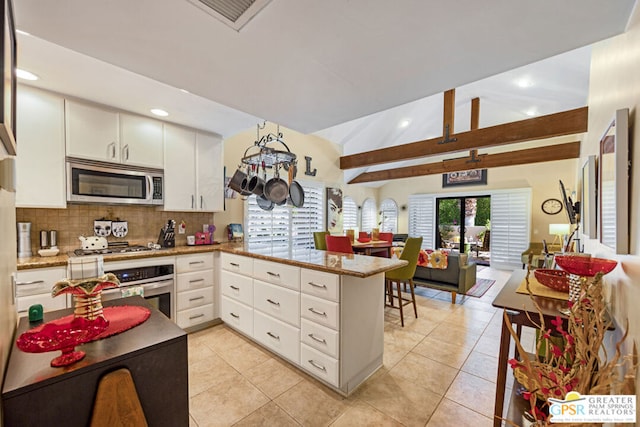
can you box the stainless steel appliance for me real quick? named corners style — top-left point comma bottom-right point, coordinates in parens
top-left (73, 242), bottom-right (155, 256)
top-left (17, 222), bottom-right (32, 258)
top-left (66, 157), bottom-right (164, 205)
top-left (102, 264), bottom-right (174, 319)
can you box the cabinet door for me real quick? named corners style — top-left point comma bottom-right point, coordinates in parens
top-left (65, 99), bottom-right (119, 162)
top-left (163, 124), bottom-right (197, 211)
top-left (196, 132), bottom-right (224, 212)
top-left (16, 86), bottom-right (66, 208)
top-left (120, 113), bottom-right (164, 169)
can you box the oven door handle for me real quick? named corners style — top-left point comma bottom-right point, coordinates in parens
top-left (141, 279), bottom-right (174, 291)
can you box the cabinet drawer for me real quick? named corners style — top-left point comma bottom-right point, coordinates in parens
top-left (300, 269), bottom-right (339, 302)
top-left (221, 296), bottom-right (253, 336)
top-left (221, 253), bottom-right (253, 275)
top-left (253, 280), bottom-right (300, 327)
top-left (253, 310), bottom-right (300, 364)
top-left (300, 344), bottom-right (339, 387)
top-left (16, 293), bottom-right (67, 315)
top-left (176, 304), bottom-right (214, 329)
top-left (253, 260), bottom-right (300, 290)
top-left (301, 294), bottom-right (339, 330)
top-left (176, 270), bottom-right (213, 292)
top-left (176, 287), bottom-right (213, 311)
top-left (176, 253), bottom-right (213, 272)
top-left (16, 267), bottom-right (67, 297)
top-left (220, 270), bottom-right (253, 305)
top-left (300, 318), bottom-right (339, 359)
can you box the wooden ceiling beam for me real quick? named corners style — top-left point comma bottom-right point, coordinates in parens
top-left (443, 89), bottom-right (455, 136)
top-left (347, 141), bottom-right (580, 184)
top-left (339, 106), bottom-right (587, 170)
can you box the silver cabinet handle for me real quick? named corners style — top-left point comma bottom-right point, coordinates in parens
top-left (108, 142), bottom-right (116, 159)
top-left (267, 331), bottom-right (280, 340)
top-left (308, 333), bottom-right (327, 344)
top-left (189, 279), bottom-right (205, 284)
top-left (189, 313), bottom-right (205, 320)
top-left (308, 360), bottom-right (326, 371)
top-left (123, 144), bottom-right (129, 160)
top-left (308, 281), bottom-right (327, 289)
top-left (308, 307), bottom-right (327, 317)
top-left (230, 312), bottom-right (239, 319)
top-left (189, 261), bottom-right (205, 265)
top-left (200, 195), bottom-right (204, 209)
top-left (267, 299), bottom-right (280, 306)
top-left (191, 195), bottom-right (195, 209)
top-left (189, 296), bottom-right (205, 302)
top-left (16, 280), bottom-right (45, 286)
top-left (229, 285), bottom-right (240, 291)
top-left (230, 262), bottom-right (240, 267)
top-left (267, 271), bottom-right (280, 278)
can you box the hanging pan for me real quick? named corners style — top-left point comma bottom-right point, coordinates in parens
top-left (248, 161), bottom-right (266, 196)
top-left (228, 167), bottom-right (251, 196)
top-left (264, 164), bottom-right (288, 204)
top-left (287, 163), bottom-right (305, 208)
top-left (257, 194), bottom-right (274, 211)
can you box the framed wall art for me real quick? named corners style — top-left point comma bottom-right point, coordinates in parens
top-left (326, 187), bottom-right (343, 233)
top-left (580, 155), bottom-right (597, 239)
top-left (598, 108), bottom-right (629, 254)
top-left (0, 0), bottom-right (16, 155)
top-left (442, 169), bottom-right (487, 188)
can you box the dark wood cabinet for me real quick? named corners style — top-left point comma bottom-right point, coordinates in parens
top-left (2, 297), bottom-right (188, 427)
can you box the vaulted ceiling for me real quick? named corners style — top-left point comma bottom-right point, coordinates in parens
top-left (13, 0), bottom-right (637, 184)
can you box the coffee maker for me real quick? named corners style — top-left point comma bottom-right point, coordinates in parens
top-left (17, 222), bottom-right (32, 258)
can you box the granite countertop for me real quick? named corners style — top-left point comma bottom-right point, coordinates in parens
top-left (18, 242), bottom-right (407, 278)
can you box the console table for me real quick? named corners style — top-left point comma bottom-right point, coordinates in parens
top-left (2, 297), bottom-right (189, 427)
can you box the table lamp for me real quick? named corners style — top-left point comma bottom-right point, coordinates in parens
top-left (549, 223), bottom-right (571, 251)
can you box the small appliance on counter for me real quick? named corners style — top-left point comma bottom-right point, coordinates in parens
top-left (157, 219), bottom-right (176, 248)
top-left (17, 222), bottom-right (32, 258)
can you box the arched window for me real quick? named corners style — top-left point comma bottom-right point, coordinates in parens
top-left (379, 198), bottom-right (398, 233)
top-left (342, 196), bottom-right (358, 231)
top-left (361, 198), bottom-right (377, 232)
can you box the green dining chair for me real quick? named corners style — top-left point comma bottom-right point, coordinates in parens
top-left (313, 231), bottom-right (329, 250)
top-left (385, 236), bottom-right (423, 326)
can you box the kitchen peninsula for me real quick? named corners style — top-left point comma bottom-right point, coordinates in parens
top-left (16, 242), bottom-right (407, 396)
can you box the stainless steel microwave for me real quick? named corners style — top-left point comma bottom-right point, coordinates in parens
top-left (66, 157), bottom-right (164, 205)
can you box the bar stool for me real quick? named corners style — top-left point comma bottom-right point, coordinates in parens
top-left (385, 237), bottom-right (422, 326)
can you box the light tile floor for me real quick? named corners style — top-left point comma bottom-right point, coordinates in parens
top-left (188, 266), bottom-right (524, 426)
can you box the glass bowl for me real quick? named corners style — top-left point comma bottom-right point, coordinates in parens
top-left (554, 256), bottom-right (618, 277)
top-left (534, 269), bottom-right (570, 292)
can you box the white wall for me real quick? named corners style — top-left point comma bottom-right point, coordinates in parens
top-left (581, 5), bottom-right (640, 391)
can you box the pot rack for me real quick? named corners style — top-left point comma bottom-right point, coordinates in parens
top-left (240, 122), bottom-right (297, 169)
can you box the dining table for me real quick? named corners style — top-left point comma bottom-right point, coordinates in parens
top-left (351, 239), bottom-right (394, 257)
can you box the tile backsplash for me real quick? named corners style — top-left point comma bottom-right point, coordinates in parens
top-left (17, 205), bottom-right (215, 254)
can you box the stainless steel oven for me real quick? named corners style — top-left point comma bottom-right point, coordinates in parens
top-left (102, 264), bottom-right (174, 319)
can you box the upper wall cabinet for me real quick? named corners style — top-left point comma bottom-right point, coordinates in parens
top-left (65, 100), bottom-right (163, 169)
top-left (163, 124), bottom-right (224, 212)
top-left (16, 86), bottom-right (67, 208)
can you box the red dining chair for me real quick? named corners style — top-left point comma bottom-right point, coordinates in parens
top-left (325, 235), bottom-right (354, 254)
top-left (378, 232), bottom-right (393, 243)
top-left (358, 231), bottom-right (370, 241)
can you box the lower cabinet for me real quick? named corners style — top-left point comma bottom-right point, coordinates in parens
top-left (253, 310), bottom-right (300, 364)
top-left (15, 267), bottom-right (68, 316)
top-left (175, 253), bottom-right (215, 331)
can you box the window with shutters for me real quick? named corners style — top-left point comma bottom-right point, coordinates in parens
top-left (379, 199), bottom-right (398, 233)
top-left (245, 181), bottom-right (324, 256)
top-left (343, 196), bottom-right (358, 231)
top-left (361, 198), bottom-right (377, 232)
top-left (408, 194), bottom-right (435, 249)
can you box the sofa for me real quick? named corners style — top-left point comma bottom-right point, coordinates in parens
top-left (413, 251), bottom-right (477, 304)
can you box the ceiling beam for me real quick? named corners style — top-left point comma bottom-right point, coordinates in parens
top-left (347, 141), bottom-right (580, 184)
top-left (339, 106), bottom-right (587, 170)
top-left (443, 89), bottom-right (455, 136)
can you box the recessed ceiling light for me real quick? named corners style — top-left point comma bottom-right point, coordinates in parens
top-left (516, 78), bottom-right (533, 88)
top-left (150, 108), bottom-right (169, 117)
top-left (179, 88), bottom-right (190, 94)
top-left (16, 29), bottom-right (30, 36)
top-left (399, 119), bottom-right (411, 128)
top-left (16, 69), bottom-right (38, 81)
top-left (525, 109), bottom-right (537, 117)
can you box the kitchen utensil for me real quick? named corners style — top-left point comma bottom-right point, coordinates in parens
top-left (157, 219), bottom-right (176, 248)
top-left (257, 194), bottom-right (274, 211)
top-left (112, 220), bottom-right (128, 238)
top-left (79, 235), bottom-right (108, 250)
top-left (40, 230), bottom-right (49, 249)
top-left (228, 168), bottom-right (251, 196)
top-left (94, 219), bottom-right (112, 237)
top-left (287, 164), bottom-right (305, 208)
top-left (248, 162), bottom-right (266, 196)
top-left (264, 164), bottom-right (288, 204)
top-left (49, 230), bottom-right (58, 248)
top-left (17, 222), bottom-right (32, 258)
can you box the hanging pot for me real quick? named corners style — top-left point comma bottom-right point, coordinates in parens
top-left (287, 164), bottom-right (305, 208)
top-left (228, 168), bottom-right (251, 196)
top-left (264, 164), bottom-right (289, 204)
top-left (248, 162), bottom-right (266, 196)
top-left (256, 194), bottom-right (274, 211)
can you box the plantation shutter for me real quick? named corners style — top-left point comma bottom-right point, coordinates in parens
top-left (343, 196), bottom-right (358, 231)
top-left (408, 194), bottom-right (435, 249)
top-left (361, 198), bottom-right (377, 232)
top-left (379, 199), bottom-right (398, 233)
top-left (291, 182), bottom-right (324, 256)
top-left (489, 189), bottom-right (531, 269)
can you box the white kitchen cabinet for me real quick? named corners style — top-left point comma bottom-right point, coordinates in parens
top-left (15, 267), bottom-right (68, 316)
top-left (65, 99), bottom-right (163, 169)
top-left (15, 86), bottom-right (66, 208)
top-left (163, 124), bottom-right (223, 212)
top-left (175, 253), bottom-right (215, 331)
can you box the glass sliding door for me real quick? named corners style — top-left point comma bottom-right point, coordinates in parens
top-left (436, 195), bottom-right (491, 263)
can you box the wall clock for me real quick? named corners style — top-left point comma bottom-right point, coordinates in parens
top-left (541, 198), bottom-right (562, 215)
